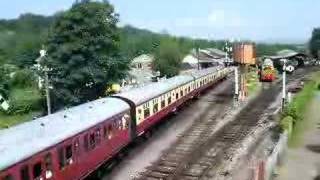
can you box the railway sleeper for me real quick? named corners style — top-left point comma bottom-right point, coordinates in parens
top-left (183, 164), bottom-right (209, 177)
top-left (165, 153), bottom-right (188, 159)
top-left (179, 176), bottom-right (199, 180)
top-left (158, 161), bottom-right (180, 167)
top-left (143, 171), bottom-right (170, 179)
top-left (147, 166), bottom-right (176, 174)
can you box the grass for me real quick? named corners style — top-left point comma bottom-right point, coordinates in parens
top-left (246, 69), bottom-right (261, 95)
top-left (10, 87), bottom-right (42, 103)
top-left (0, 111), bottom-right (41, 129)
top-left (0, 86), bottom-right (43, 129)
top-left (283, 71), bottom-right (320, 147)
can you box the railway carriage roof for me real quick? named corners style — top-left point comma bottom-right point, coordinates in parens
top-left (0, 98), bottom-right (129, 171)
top-left (190, 66), bottom-right (224, 79)
top-left (115, 66), bottom-right (225, 105)
top-left (115, 75), bottom-right (194, 105)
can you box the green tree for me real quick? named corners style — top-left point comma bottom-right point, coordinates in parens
top-left (12, 41), bottom-right (40, 68)
top-left (153, 38), bottom-right (183, 77)
top-left (45, 0), bottom-right (129, 108)
top-left (310, 28), bottom-right (320, 58)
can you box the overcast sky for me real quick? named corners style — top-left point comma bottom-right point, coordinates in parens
top-left (1, 0), bottom-right (319, 43)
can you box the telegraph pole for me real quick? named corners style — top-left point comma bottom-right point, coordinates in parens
top-left (196, 47), bottom-right (200, 70)
top-left (281, 59), bottom-right (287, 111)
top-left (44, 69), bottom-right (51, 115)
top-left (39, 49), bottom-right (52, 115)
top-left (234, 66), bottom-right (239, 101)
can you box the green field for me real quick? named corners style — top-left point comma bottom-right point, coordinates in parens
top-left (0, 87), bottom-right (43, 129)
top-left (0, 111), bottom-right (41, 129)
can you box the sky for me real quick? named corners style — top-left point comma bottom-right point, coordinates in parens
top-left (1, 0), bottom-right (319, 43)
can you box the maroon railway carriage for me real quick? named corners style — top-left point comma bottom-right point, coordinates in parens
top-left (113, 67), bottom-right (230, 137)
top-left (0, 67), bottom-right (232, 180)
top-left (0, 98), bottom-right (132, 180)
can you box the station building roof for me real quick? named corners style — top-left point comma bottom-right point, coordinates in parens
top-left (267, 49), bottom-right (307, 60)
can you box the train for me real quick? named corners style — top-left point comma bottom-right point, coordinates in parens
top-left (259, 58), bottom-right (276, 82)
top-left (0, 66), bottom-right (233, 180)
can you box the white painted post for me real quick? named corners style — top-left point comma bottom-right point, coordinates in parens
top-left (39, 49), bottom-right (52, 115)
top-left (0, 94), bottom-right (9, 111)
top-left (282, 59), bottom-right (287, 110)
top-left (235, 67), bottom-right (239, 101)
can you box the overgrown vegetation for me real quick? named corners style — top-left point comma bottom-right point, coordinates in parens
top-left (281, 72), bottom-right (320, 146)
top-left (246, 68), bottom-right (261, 95)
top-left (0, 111), bottom-right (42, 129)
top-left (282, 81), bottom-right (316, 124)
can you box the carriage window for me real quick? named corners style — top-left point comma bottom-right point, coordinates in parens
top-left (66, 145), bottom-right (73, 164)
top-left (45, 153), bottom-right (52, 170)
top-left (122, 114), bottom-right (130, 129)
top-left (20, 165), bottom-right (30, 180)
top-left (89, 133), bottom-right (96, 148)
top-left (84, 134), bottom-right (89, 151)
top-left (117, 119), bottom-right (122, 130)
top-left (144, 108), bottom-right (150, 118)
top-left (188, 86), bottom-right (191, 92)
top-left (96, 128), bottom-right (101, 144)
top-left (58, 148), bottom-right (65, 169)
top-left (176, 93), bottom-right (179, 99)
top-left (153, 102), bottom-right (159, 113)
top-left (114, 120), bottom-right (120, 130)
top-left (108, 124), bottom-right (113, 139)
top-left (103, 126), bottom-right (108, 139)
top-left (2, 175), bottom-right (13, 180)
top-left (161, 99), bottom-right (165, 108)
top-left (180, 90), bottom-right (183, 97)
top-left (74, 139), bottom-right (80, 155)
top-left (33, 162), bottom-right (42, 179)
top-left (168, 97), bottom-right (171, 104)
top-left (143, 103), bottom-right (150, 118)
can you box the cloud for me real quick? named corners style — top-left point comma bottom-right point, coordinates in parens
top-left (207, 10), bottom-right (225, 24)
top-left (175, 9), bottom-right (245, 29)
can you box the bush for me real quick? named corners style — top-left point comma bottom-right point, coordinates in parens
top-left (280, 116), bottom-right (293, 135)
top-left (282, 80), bottom-right (316, 126)
top-left (283, 103), bottom-right (300, 123)
top-left (10, 69), bottom-right (37, 88)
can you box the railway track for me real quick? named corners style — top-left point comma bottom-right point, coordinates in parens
top-left (136, 68), bottom-right (313, 180)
